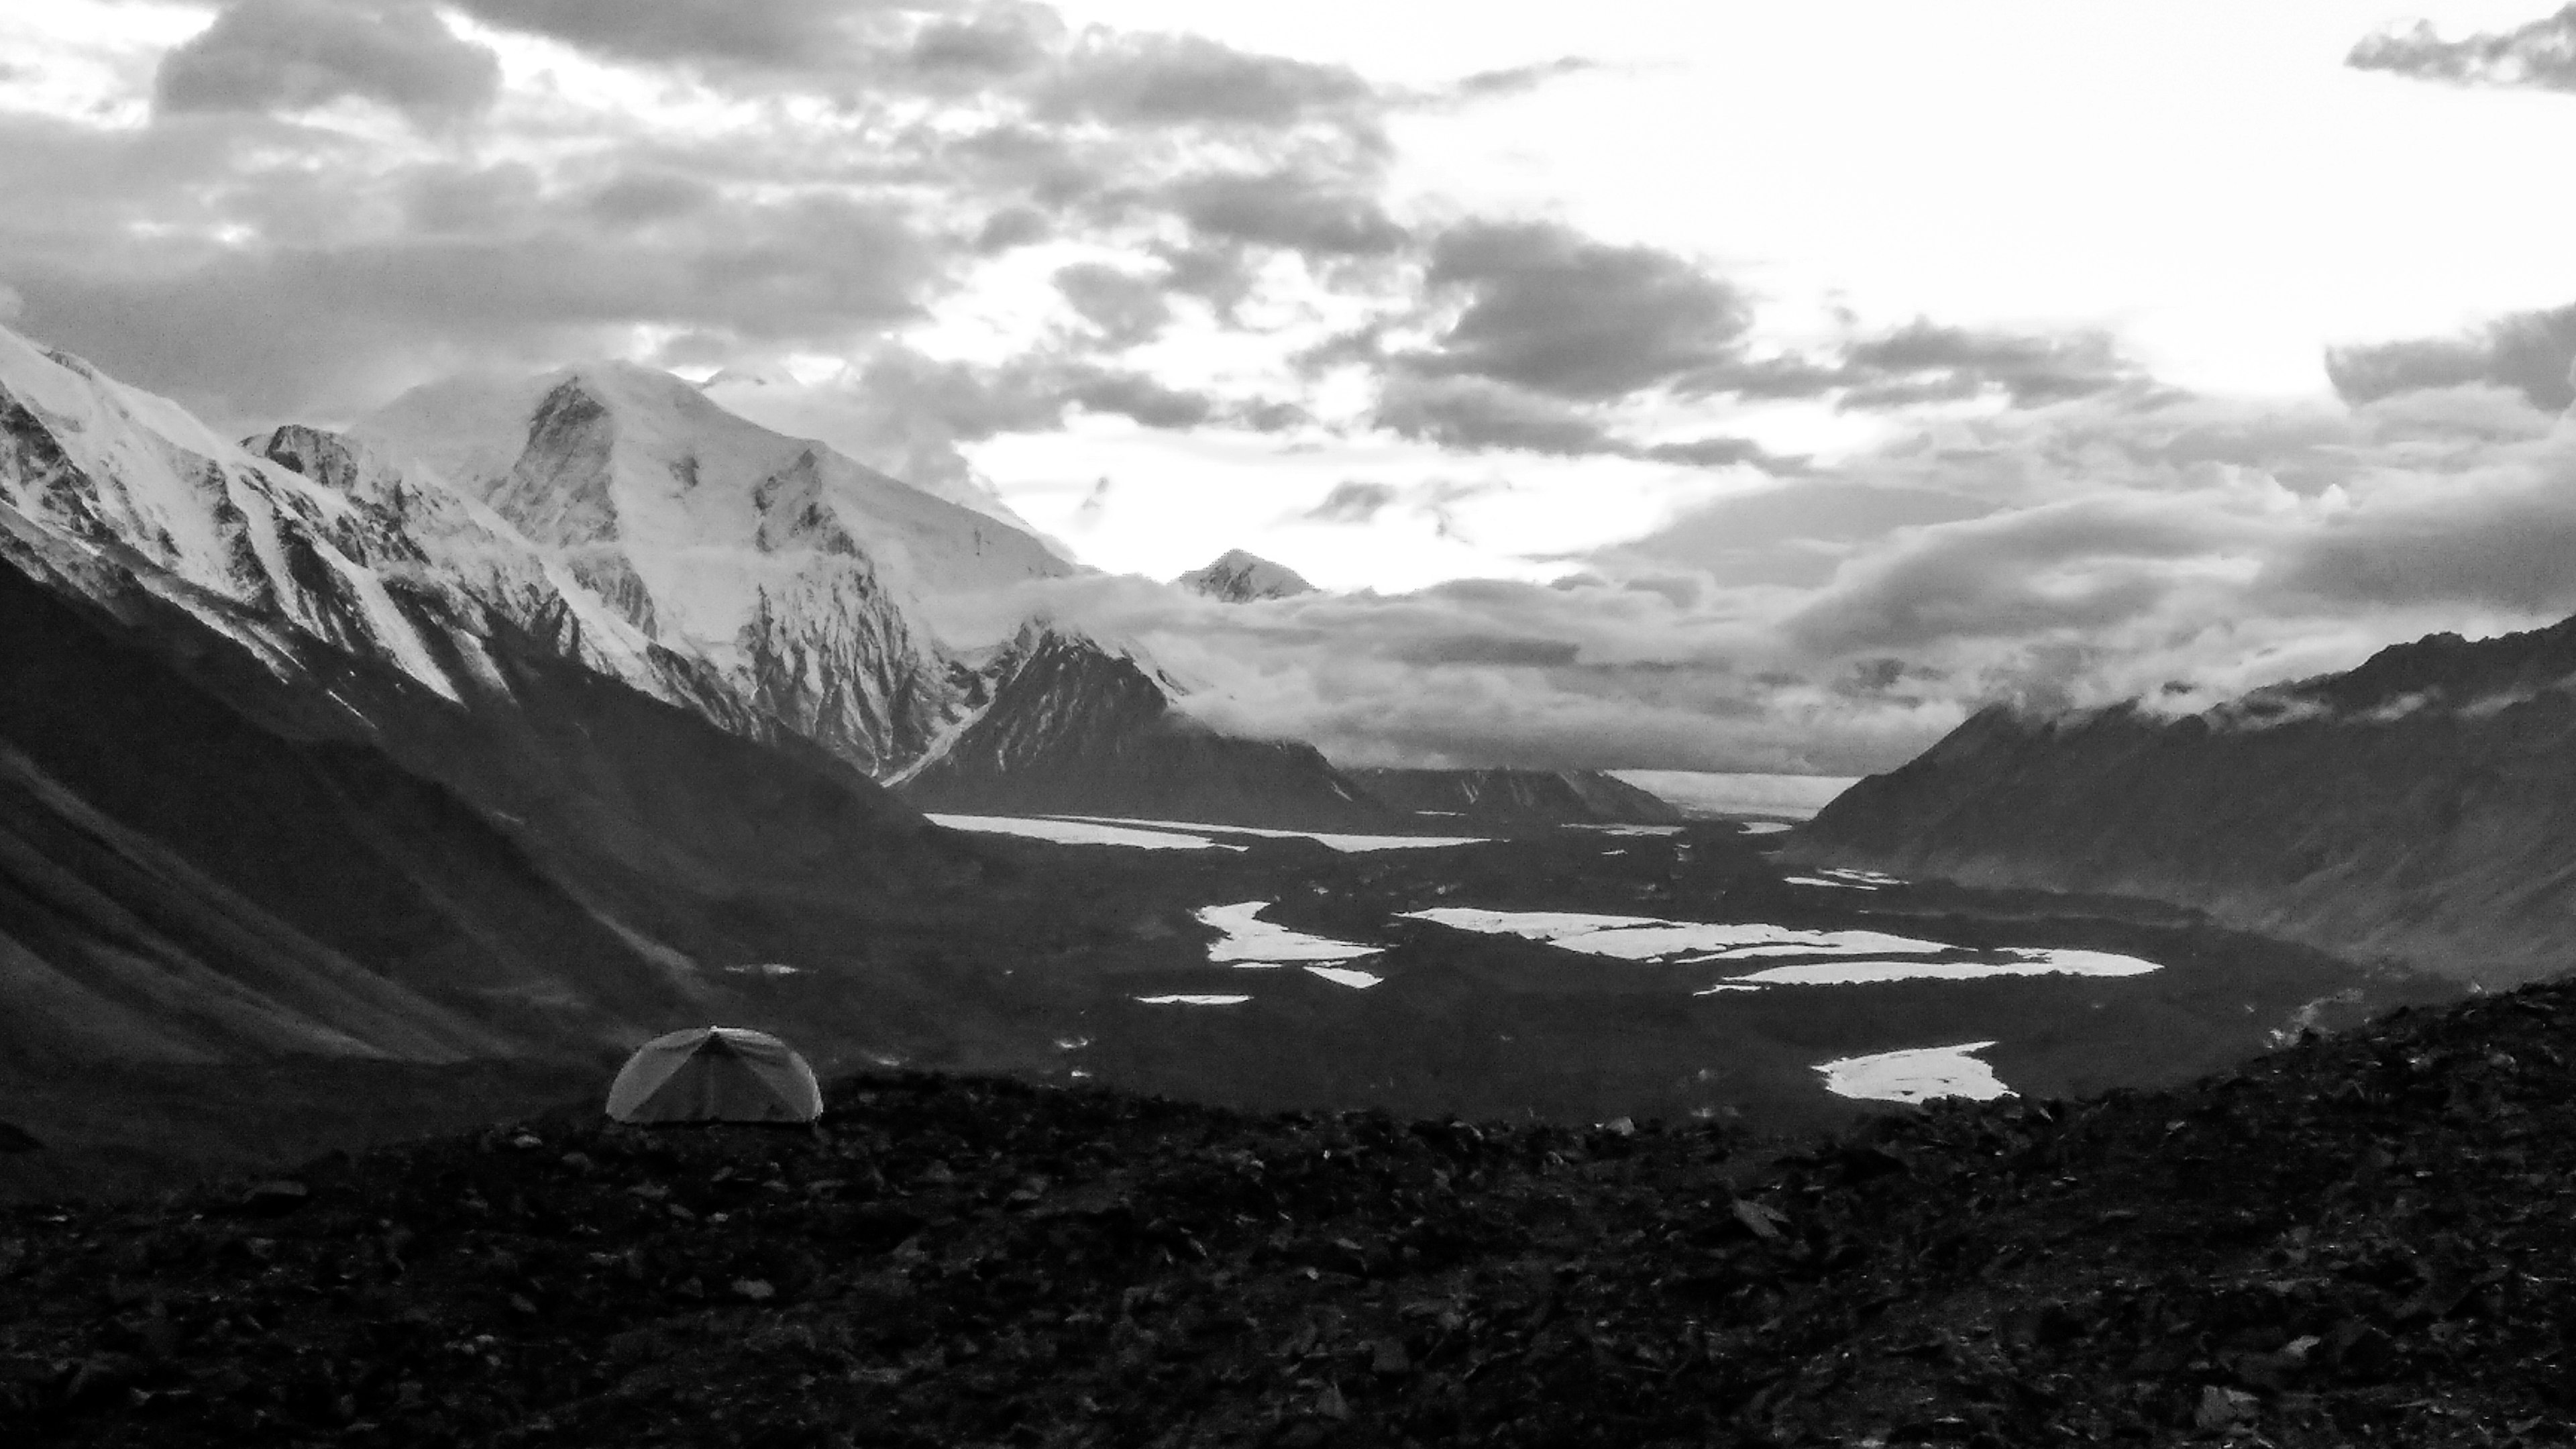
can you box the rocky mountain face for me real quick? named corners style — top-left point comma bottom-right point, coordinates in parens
top-left (1796, 615), bottom-right (2576, 984)
top-left (898, 624), bottom-right (1393, 830)
top-left (1348, 767), bottom-right (1686, 827)
top-left (1175, 547), bottom-right (1313, 602)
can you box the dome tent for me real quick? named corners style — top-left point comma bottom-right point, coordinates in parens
top-left (606, 1027), bottom-right (823, 1124)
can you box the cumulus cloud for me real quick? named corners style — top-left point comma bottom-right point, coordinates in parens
top-left (1032, 30), bottom-right (1381, 129)
top-left (5, 0), bottom-right (1418, 428)
top-left (1053, 261), bottom-right (1171, 349)
top-left (449, 0), bottom-right (895, 78)
top-left (1304, 480), bottom-right (1397, 523)
top-left (2326, 300), bottom-right (2576, 413)
top-left (1162, 168), bottom-right (1408, 258)
top-left (2348, 5), bottom-right (2576, 93)
top-left (1372, 372), bottom-right (1798, 472)
top-left (1829, 320), bottom-right (2141, 410)
top-left (1401, 219), bottom-right (1753, 400)
top-left (155, 0), bottom-right (502, 127)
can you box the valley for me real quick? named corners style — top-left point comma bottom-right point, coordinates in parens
top-left (3, 805), bottom-right (2442, 1204)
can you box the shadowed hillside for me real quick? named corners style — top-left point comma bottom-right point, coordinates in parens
top-left (1796, 615), bottom-right (2576, 985)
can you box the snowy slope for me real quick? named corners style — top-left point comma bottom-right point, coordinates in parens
top-left (351, 361), bottom-right (1089, 771)
top-left (0, 328), bottom-right (470, 705)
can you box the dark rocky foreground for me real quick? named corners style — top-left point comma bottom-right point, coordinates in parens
top-left (9, 979), bottom-right (2576, 1448)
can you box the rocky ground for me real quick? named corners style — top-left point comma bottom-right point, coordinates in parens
top-left (7, 975), bottom-right (2576, 1448)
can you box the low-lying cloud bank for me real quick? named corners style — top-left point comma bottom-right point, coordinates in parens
top-left (929, 329), bottom-right (2576, 776)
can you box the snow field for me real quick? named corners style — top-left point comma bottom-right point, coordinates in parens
top-left (1195, 902), bottom-right (1383, 963)
top-left (924, 814), bottom-right (1245, 850)
top-left (1048, 814), bottom-right (1488, 852)
top-left (1814, 1042), bottom-right (2012, 1104)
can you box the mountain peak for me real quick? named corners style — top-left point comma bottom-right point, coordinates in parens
top-left (1177, 549), bottom-right (1313, 603)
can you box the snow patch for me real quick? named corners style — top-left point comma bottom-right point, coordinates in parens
top-left (1196, 902), bottom-right (1382, 965)
top-left (1134, 994), bottom-right (1252, 1006)
top-left (1821, 867), bottom-right (1904, 886)
top-left (1401, 909), bottom-right (1949, 963)
top-left (1304, 966), bottom-right (1383, 989)
top-left (1725, 949), bottom-right (2159, 987)
top-left (1816, 1042), bottom-right (2012, 1103)
top-left (1049, 814), bottom-right (1487, 853)
top-left (924, 814), bottom-right (1244, 851)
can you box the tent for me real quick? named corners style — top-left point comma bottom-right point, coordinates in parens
top-left (606, 1026), bottom-right (824, 1124)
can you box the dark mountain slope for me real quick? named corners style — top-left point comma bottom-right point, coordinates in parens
top-left (899, 629), bottom-right (1392, 831)
top-left (0, 556), bottom-right (682, 1067)
top-left (1349, 766), bottom-right (1686, 826)
top-left (8, 980), bottom-right (2576, 1446)
top-left (1797, 616), bottom-right (2576, 985)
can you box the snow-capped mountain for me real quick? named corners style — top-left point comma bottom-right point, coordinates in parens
top-left (347, 362), bottom-right (1081, 773)
top-left (1175, 548), bottom-right (1314, 602)
top-left (0, 325), bottom-right (1391, 824)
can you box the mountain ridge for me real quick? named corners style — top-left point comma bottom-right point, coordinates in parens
top-left (0, 325), bottom-right (1378, 824)
top-left (1796, 610), bottom-right (2576, 984)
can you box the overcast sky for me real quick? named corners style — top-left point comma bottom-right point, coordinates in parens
top-left (5, 1), bottom-right (2576, 776)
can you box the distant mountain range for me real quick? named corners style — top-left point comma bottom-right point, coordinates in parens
top-left (1796, 617), bottom-right (2576, 985)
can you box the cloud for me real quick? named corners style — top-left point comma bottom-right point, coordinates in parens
top-left (1780, 492), bottom-right (2243, 655)
top-left (1375, 372), bottom-right (1626, 454)
top-left (1304, 480), bottom-right (1397, 523)
top-left (1295, 476), bottom-right (1502, 540)
top-left (449, 0), bottom-right (892, 77)
top-left (1829, 320), bottom-right (2140, 410)
top-left (1373, 372), bottom-right (1799, 472)
top-left (1, 126), bottom-right (945, 425)
top-left (1402, 219), bottom-right (1752, 400)
top-left (2347, 6), bottom-right (2576, 93)
top-left (1610, 479), bottom-right (1998, 588)
top-left (2325, 300), bottom-right (2576, 413)
top-left (1033, 30), bottom-right (1381, 130)
top-left (2259, 439), bottom-right (2576, 614)
top-left (1053, 262), bottom-right (1170, 349)
top-left (1448, 57), bottom-right (1600, 100)
top-left (1162, 168), bottom-right (1408, 258)
top-left (154, 0), bottom-right (503, 127)
top-left (702, 341), bottom-right (1307, 496)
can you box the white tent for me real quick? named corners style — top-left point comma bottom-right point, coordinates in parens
top-left (605, 1026), bottom-right (823, 1124)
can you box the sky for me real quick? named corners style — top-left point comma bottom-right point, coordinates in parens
top-left (3, 1), bottom-right (2575, 777)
